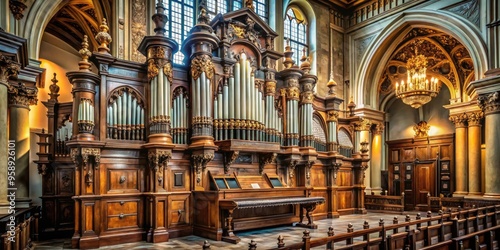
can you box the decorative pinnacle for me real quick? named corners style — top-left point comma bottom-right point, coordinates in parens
top-left (245, 0), bottom-right (255, 11)
top-left (78, 35), bottom-right (92, 71)
top-left (197, 0), bottom-right (210, 25)
top-left (152, 0), bottom-right (168, 36)
top-left (95, 18), bottom-right (112, 54)
top-left (299, 47), bottom-right (311, 73)
top-left (327, 70), bottom-right (337, 96)
top-left (49, 73), bottom-right (60, 101)
top-left (283, 38), bottom-right (295, 69)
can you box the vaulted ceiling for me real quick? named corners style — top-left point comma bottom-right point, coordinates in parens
top-left (45, 0), bottom-right (111, 52)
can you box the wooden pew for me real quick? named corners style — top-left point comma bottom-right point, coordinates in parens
top-left (269, 205), bottom-right (500, 250)
top-left (365, 194), bottom-right (405, 214)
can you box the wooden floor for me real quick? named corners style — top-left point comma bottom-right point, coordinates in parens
top-left (33, 211), bottom-right (426, 249)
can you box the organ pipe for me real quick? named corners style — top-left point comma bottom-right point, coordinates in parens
top-left (107, 89), bottom-right (145, 140)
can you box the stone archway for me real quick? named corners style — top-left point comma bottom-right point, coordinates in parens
top-left (354, 9), bottom-right (488, 109)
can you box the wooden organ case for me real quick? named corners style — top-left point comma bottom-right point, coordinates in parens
top-left (37, 2), bottom-right (370, 249)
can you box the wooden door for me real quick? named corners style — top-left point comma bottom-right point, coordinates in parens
top-left (414, 162), bottom-right (435, 210)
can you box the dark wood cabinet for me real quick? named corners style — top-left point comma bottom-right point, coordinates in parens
top-left (387, 134), bottom-right (454, 210)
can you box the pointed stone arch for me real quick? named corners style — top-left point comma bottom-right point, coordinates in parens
top-left (354, 9), bottom-right (488, 110)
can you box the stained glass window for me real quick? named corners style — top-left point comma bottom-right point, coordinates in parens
top-left (284, 7), bottom-right (308, 65)
top-left (163, 0), bottom-right (195, 65)
top-left (205, 0), bottom-right (267, 22)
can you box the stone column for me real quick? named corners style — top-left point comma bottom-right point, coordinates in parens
top-left (370, 123), bottom-right (383, 195)
top-left (477, 91), bottom-right (500, 197)
top-left (353, 118), bottom-right (371, 192)
top-left (0, 53), bottom-right (21, 213)
top-left (450, 113), bottom-right (468, 196)
top-left (8, 82), bottom-right (37, 207)
top-left (449, 113), bottom-right (468, 196)
top-left (467, 111), bottom-right (483, 196)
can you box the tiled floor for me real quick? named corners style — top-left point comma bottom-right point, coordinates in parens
top-left (33, 211), bottom-right (425, 249)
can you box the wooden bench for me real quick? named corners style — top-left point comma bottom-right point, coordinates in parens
top-left (365, 194), bottom-right (405, 214)
top-left (220, 196), bottom-right (325, 243)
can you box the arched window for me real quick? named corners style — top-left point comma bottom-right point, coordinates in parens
top-left (163, 0), bottom-right (195, 65)
top-left (284, 7), bottom-right (307, 65)
top-left (205, 0), bottom-right (268, 22)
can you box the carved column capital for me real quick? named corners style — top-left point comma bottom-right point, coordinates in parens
top-left (449, 113), bottom-right (468, 128)
top-left (467, 111), bottom-right (484, 126)
top-left (8, 82), bottom-right (38, 108)
top-left (265, 81), bottom-right (276, 96)
top-left (327, 111), bottom-right (339, 122)
top-left (148, 149), bottom-right (172, 172)
top-left (192, 153), bottom-right (214, 184)
top-left (477, 91), bottom-right (500, 115)
top-left (373, 123), bottom-right (385, 135)
top-left (0, 53), bottom-right (20, 86)
top-left (353, 118), bottom-right (371, 131)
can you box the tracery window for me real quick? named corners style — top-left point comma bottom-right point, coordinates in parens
top-left (284, 7), bottom-right (308, 65)
top-left (163, 0), bottom-right (195, 64)
top-left (205, 0), bottom-right (268, 22)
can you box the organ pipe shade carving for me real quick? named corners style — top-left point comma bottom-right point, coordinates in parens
top-left (107, 87), bottom-right (145, 140)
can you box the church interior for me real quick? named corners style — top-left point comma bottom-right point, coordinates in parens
top-left (1, 0), bottom-right (500, 249)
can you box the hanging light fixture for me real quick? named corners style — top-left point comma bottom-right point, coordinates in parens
top-left (395, 47), bottom-right (441, 109)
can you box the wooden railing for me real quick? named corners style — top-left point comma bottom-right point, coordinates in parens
top-left (263, 205), bottom-right (500, 250)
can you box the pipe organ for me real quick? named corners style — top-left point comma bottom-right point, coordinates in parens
top-left (214, 52), bottom-right (282, 142)
top-left (38, 2), bottom-right (369, 249)
top-left (106, 87), bottom-right (145, 140)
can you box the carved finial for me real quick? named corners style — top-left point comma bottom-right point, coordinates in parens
top-left (299, 47), bottom-right (311, 74)
top-left (348, 96), bottom-right (356, 116)
top-left (277, 235), bottom-right (285, 247)
top-left (327, 70), bottom-right (337, 96)
top-left (283, 39), bottom-right (295, 69)
top-left (197, 0), bottom-right (210, 25)
top-left (202, 240), bottom-right (211, 249)
top-left (152, 0), bottom-right (168, 36)
top-left (245, 0), bottom-right (255, 11)
top-left (78, 35), bottom-right (92, 71)
top-left (49, 73), bottom-right (60, 101)
top-left (95, 18), bottom-right (112, 54)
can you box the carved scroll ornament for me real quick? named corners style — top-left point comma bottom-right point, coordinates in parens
top-left (147, 46), bottom-right (173, 82)
top-left (191, 54), bottom-right (214, 80)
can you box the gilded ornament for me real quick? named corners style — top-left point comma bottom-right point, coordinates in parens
top-left (8, 82), bottom-right (38, 107)
top-left (191, 54), bottom-right (214, 80)
top-left (0, 53), bottom-right (20, 84)
top-left (413, 121), bottom-right (430, 138)
top-left (353, 118), bottom-right (371, 131)
top-left (467, 111), bottom-right (483, 126)
top-left (95, 18), bottom-right (112, 54)
top-left (327, 111), bottom-right (339, 122)
top-left (449, 113), bottom-right (468, 128)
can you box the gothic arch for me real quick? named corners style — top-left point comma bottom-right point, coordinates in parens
top-left (22, 0), bottom-right (65, 59)
top-left (355, 9), bottom-right (488, 109)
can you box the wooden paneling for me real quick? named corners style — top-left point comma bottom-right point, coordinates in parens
top-left (168, 194), bottom-right (190, 227)
top-left (107, 168), bottom-right (140, 193)
top-left (387, 134), bottom-right (454, 210)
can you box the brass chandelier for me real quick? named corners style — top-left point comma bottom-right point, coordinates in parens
top-left (395, 49), bottom-right (441, 109)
